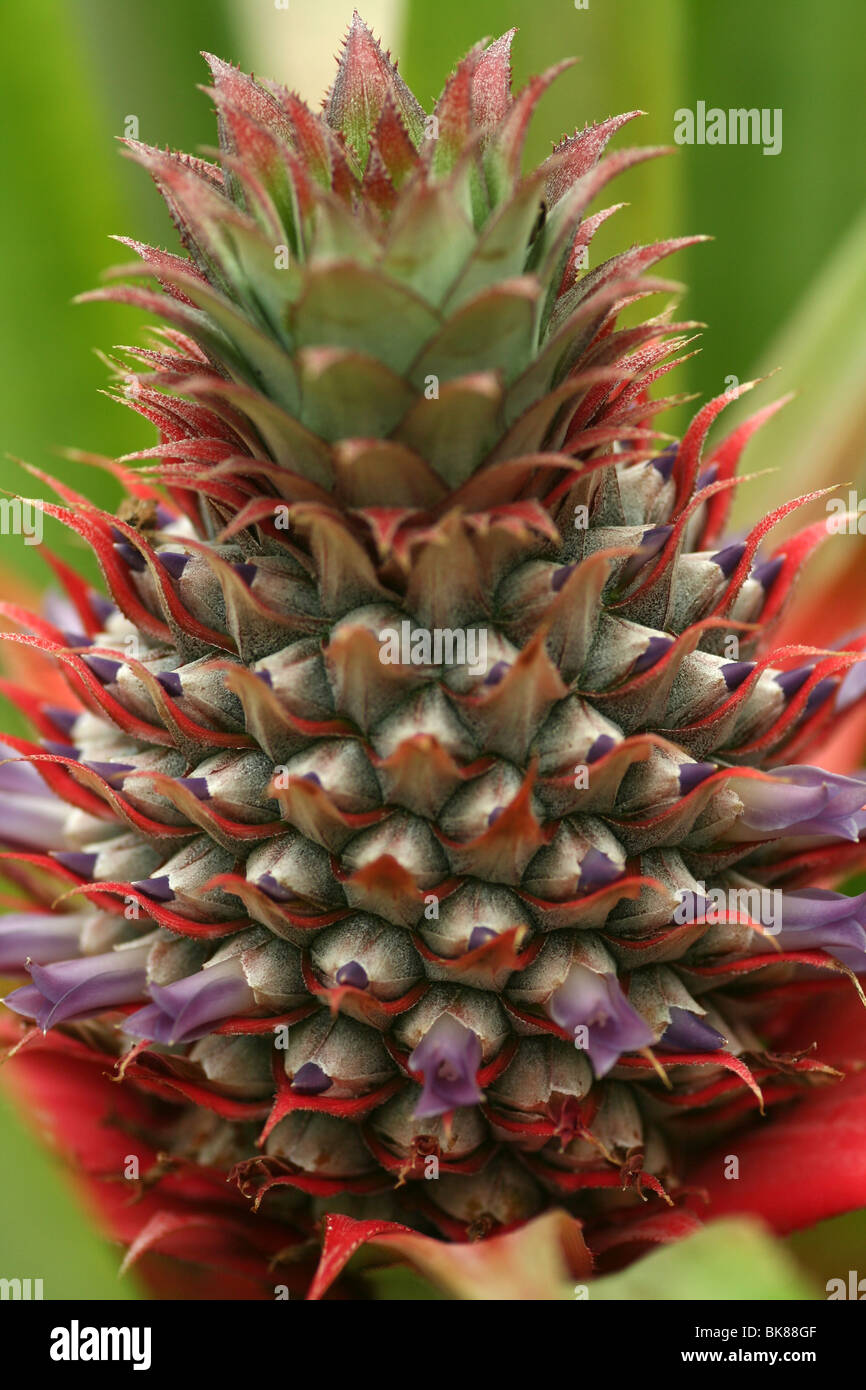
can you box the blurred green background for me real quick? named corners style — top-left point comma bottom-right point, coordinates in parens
top-left (0, 0), bottom-right (864, 1298)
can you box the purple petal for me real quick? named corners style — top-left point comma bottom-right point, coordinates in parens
top-left (41, 706), bottom-right (79, 737)
top-left (124, 957), bottom-right (255, 1045)
top-left (0, 913), bottom-right (86, 973)
top-left (409, 1014), bottom-right (483, 1117)
top-left (90, 595), bottom-right (117, 623)
top-left (776, 888), bottom-right (866, 968)
top-left (549, 966), bottom-right (653, 1077)
top-left (837, 661), bottom-right (866, 714)
top-left (5, 945), bottom-right (150, 1030)
top-left (0, 791), bottom-right (69, 852)
top-left (737, 766), bottom-right (866, 841)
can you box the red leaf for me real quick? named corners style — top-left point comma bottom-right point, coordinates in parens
top-left (689, 991), bottom-right (866, 1234)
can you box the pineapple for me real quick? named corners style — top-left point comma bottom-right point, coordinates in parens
top-left (2, 14), bottom-right (865, 1291)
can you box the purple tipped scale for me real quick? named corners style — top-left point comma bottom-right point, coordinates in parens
top-left (678, 762), bottom-right (716, 795)
top-left (51, 851), bottom-right (98, 878)
top-left (41, 706), bottom-right (79, 737)
top-left (710, 541), bottom-right (747, 577)
top-left (484, 661), bottom-right (510, 686)
top-left (752, 555), bottom-right (784, 590)
top-left (41, 741), bottom-right (79, 759)
top-left (291, 1062), bottom-right (332, 1095)
top-left (159, 552), bottom-right (190, 579)
top-left (335, 960), bottom-right (368, 989)
top-left (83, 655), bottom-right (123, 685)
top-left (468, 926), bottom-right (497, 950)
top-left (632, 635), bottom-right (673, 675)
top-left (618, 525), bottom-right (672, 588)
top-left (84, 760), bottom-right (136, 785)
top-left (579, 848), bottom-right (622, 892)
top-left (721, 660), bottom-right (755, 691)
top-left (775, 665), bottom-right (814, 699)
top-left (552, 563), bottom-right (576, 593)
top-left (113, 541), bottom-right (147, 572)
top-left (157, 670), bottom-right (184, 697)
top-left (256, 873), bottom-right (295, 903)
top-left (132, 875), bottom-right (174, 902)
top-left (658, 1006), bottom-right (725, 1053)
top-left (177, 777), bottom-right (211, 801)
top-left (653, 444), bottom-right (678, 480)
top-left (805, 678), bottom-right (835, 713)
top-left (586, 734), bottom-right (617, 764)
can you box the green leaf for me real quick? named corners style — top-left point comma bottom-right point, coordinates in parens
top-left (587, 1219), bottom-right (819, 1300)
top-left (0, 1084), bottom-right (143, 1300)
top-left (681, 0), bottom-right (866, 419)
top-left (728, 203), bottom-right (866, 536)
top-left (0, 0), bottom-right (237, 586)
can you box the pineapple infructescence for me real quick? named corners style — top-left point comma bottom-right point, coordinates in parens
top-left (3, 16), bottom-right (866, 1266)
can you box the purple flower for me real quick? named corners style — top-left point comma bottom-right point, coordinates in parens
top-left (549, 965), bottom-right (653, 1076)
top-left (0, 912), bottom-right (88, 974)
top-left (0, 745), bottom-right (69, 851)
top-left (409, 1014), bottom-right (483, 1118)
top-left (836, 661), bottom-right (866, 714)
top-left (3, 943), bottom-right (151, 1032)
top-left (774, 888), bottom-right (866, 972)
top-left (123, 956), bottom-right (256, 1045)
top-left (735, 765), bottom-right (866, 842)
